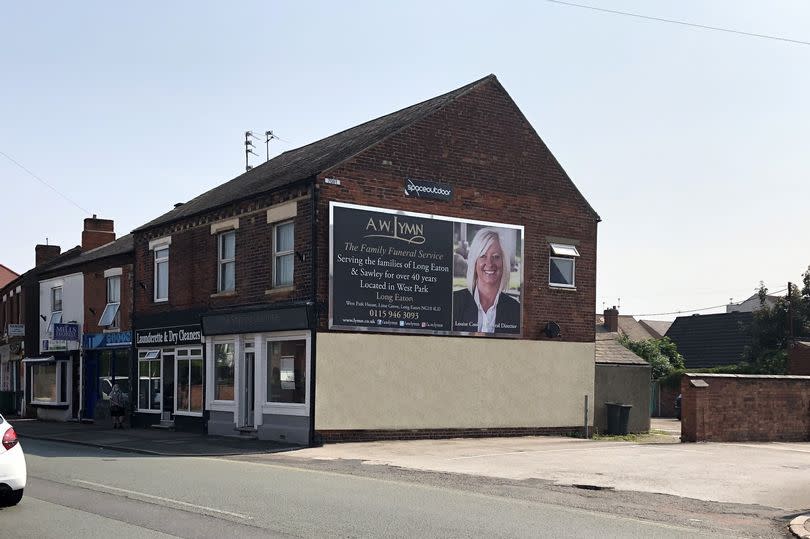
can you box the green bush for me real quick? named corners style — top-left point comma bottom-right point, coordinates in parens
top-left (618, 335), bottom-right (685, 380)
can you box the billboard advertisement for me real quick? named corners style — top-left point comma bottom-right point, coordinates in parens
top-left (329, 202), bottom-right (523, 337)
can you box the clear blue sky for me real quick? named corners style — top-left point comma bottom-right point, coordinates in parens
top-left (2, 1), bottom-right (808, 320)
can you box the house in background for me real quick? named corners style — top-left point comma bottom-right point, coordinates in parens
top-left (0, 264), bottom-right (19, 289)
top-left (726, 292), bottom-right (779, 313)
top-left (594, 307), bottom-right (651, 433)
top-left (665, 311), bottom-right (753, 369)
top-left (594, 308), bottom-right (671, 341)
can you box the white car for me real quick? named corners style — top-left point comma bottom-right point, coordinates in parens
top-left (0, 414), bottom-right (26, 506)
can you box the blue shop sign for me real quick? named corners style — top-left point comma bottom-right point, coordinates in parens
top-left (83, 331), bottom-right (133, 349)
top-left (53, 323), bottom-right (80, 342)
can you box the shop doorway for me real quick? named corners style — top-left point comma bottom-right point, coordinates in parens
top-left (240, 342), bottom-right (255, 428)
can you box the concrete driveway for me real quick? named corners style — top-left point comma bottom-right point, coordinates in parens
top-left (289, 420), bottom-right (810, 512)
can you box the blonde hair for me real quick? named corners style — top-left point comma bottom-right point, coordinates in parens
top-left (465, 228), bottom-right (511, 294)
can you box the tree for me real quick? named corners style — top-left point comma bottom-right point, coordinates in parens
top-left (742, 267), bottom-right (810, 374)
top-left (618, 335), bottom-right (685, 380)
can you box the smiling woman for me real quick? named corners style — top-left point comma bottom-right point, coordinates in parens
top-left (452, 227), bottom-right (520, 335)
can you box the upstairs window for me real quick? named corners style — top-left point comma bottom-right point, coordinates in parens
top-left (549, 243), bottom-right (579, 288)
top-left (49, 287), bottom-right (63, 335)
top-left (218, 231), bottom-right (236, 292)
top-left (154, 247), bottom-right (169, 302)
top-left (99, 275), bottom-right (121, 328)
top-left (273, 221), bottom-right (294, 287)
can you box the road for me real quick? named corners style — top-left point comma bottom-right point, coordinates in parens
top-left (1, 439), bottom-right (784, 538)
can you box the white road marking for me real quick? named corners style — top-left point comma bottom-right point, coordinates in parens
top-left (74, 479), bottom-right (252, 520)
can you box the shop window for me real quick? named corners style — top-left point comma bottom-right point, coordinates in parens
top-left (99, 349), bottom-right (131, 401)
top-left (266, 340), bottom-right (306, 404)
top-left (214, 343), bottom-right (235, 401)
top-left (154, 247), bottom-right (169, 302)
top-left (273, 221), bottom-right (294, 287)
top-left (138, 351), bottom-right (161, 411)
top-left (31, 361), bottom-right (68, 404)
top-left (176, 348), bottom-right (203, 414)
top-left (549, 243), bottom-right (579, 288)
top-left (218, 231), bottom-right (236, 292)
top-left (99, 275), bottom-right (121, 328)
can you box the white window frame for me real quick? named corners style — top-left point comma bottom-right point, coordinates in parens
top-left (154, 246), bottom-right (169, 302)
top-left (137, 349), bottom-right (162, 413)
top-left (549, 243), bottom-right (579, 289)
top-left (30, 360), bottom-right (69, 406)
top-left (273, 221), bottom-right (294, 288)
top-left (174, 347), bottom-right (204, 417)
top-left (209, 340), bottom-right (236, 408)
top-left (262, 331), bottom-right (311, 417)
top-left (99, 275), bottom-right (121, 328)
top-left (217, 231), bottom-right (236, 293)
top-left (51, 286), bottom-right (63, 312)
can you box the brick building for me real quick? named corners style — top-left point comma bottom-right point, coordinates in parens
top-left (0, 244), bottom-right (82, 415)
top-left (26, 218), bottom-right (131, 422)
top-left (131, 75), bottom-right (600, 444)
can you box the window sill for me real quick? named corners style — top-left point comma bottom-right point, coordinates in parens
top-left (30, 402), bottom-right (69, 408)
top-left (549, 285), bottom-right (577, 291)
top-left (265, 286), bottom-right (294, 296)
top-left (210, 290), bottom-right (237, 299)
top-left (174, 410), bottom-right (204, 417)
top-left (154, 298), bottom-right (169, 304)
top-left (261, 402), bottom-right (308, 416)
top-left (136, 409), bottom-right (161, 414)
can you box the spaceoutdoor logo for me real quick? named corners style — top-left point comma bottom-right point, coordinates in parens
top-left (404, 178), bottom-right (453, 201)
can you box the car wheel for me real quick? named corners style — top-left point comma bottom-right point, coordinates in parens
top-left (1, 489), bottom-right (23, 506)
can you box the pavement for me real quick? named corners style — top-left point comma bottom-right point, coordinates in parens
top-left (12, 418), bottom-right (295, 456)
top-left (12, 417), bottom-right (810, 536)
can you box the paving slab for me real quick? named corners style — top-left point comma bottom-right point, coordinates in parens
top-left (285, 431), bottom-right (810, 511)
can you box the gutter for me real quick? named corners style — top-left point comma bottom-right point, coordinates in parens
top-left (309, 177), bottom-right (319, 446)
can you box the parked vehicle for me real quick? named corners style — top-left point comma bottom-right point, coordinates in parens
top-left (0, 414), bottom-right (26, 506)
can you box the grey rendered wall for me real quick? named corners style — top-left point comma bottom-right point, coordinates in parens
top-left (207, 410), bottom-right (235, 436)
top-left (258, 414), bottom-right (309, 445)
top-left (594, 364), bottom-right (651, 434)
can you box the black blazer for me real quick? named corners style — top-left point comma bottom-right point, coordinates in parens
top-left (452, 288), bottom-right (520, 334)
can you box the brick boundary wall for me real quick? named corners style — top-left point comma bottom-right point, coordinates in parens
top-left (317, 426), bottom-right (589, 443)
top-left (681, 373), bottom-right (810, 442)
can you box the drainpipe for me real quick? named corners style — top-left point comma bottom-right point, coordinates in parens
top-left (308, 178), bottom-right (318, 446)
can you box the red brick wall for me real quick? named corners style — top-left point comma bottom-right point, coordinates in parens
top-left (84, 262), bottom-right (132, 334)
top-left (315, 80), bottom-right (598, 341)
top-left (681, 373), bottom-right (810, 442)
top-left (134, 189), bottom-right (314, 316)
top-left (788, 344), bottom-right (810, 375)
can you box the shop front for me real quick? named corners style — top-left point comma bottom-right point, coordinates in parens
top-left (201, 303), bottom-right (314, 445)
top-left (82, 331), bottom-right (133, 422)
top-left (0, 338), bottom-right (24, 414)
top-left (133, 321), bottom-right (204, 430)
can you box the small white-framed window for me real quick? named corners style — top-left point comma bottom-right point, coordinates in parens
top-left (154, 247), bottom-right (169, 302)
top-left (51, 287), bottom-right (63, 312)
top-left (273, 221), bottom-right (294, 287)
top-left (137, 350), bottom-right (161, 412)
top-left (549, 243), bottom-right (579, 288)
top-left (99, 275), bottom-right (121, 328)
top-left (31, 361), bottom-right (68, 405)
top-left (218, 231), bottom-right (236, 292)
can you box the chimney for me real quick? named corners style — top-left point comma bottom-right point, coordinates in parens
top-left (35, 244), bottom-right (61, 266)
top-left (603, 306), bottom-right (619, 332)
top-left (82, 215), bottom-right (115, 251)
